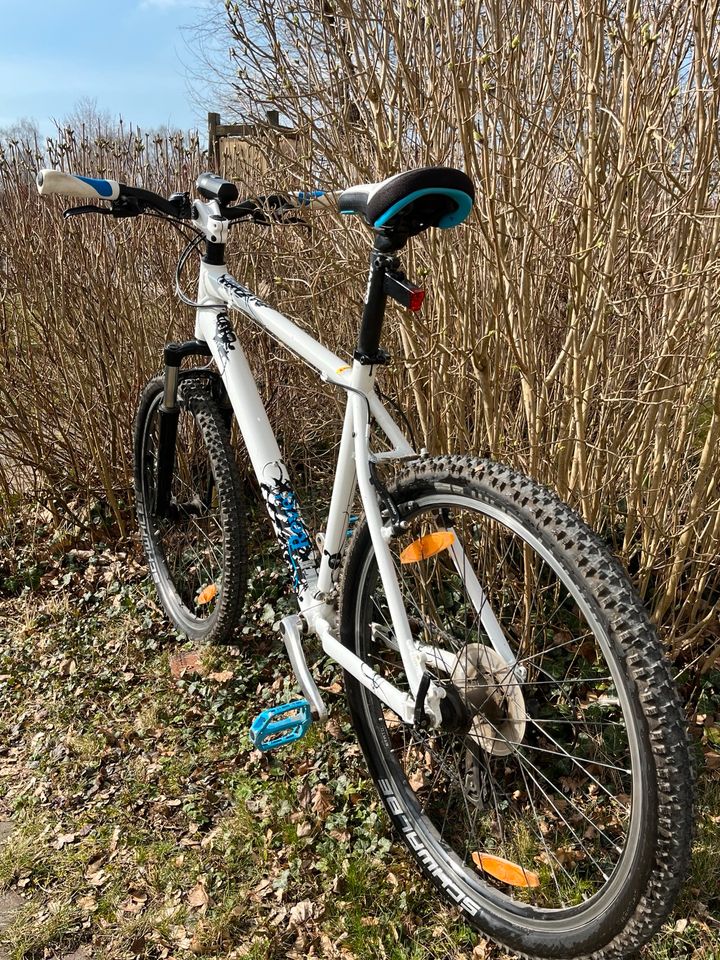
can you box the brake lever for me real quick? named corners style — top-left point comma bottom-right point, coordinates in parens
top-left (110, 196), bottom-right (142, 218)
top-left (254, 193), bottom-right (308, 227)
top-left (63, 204), bottom-right (111, 219)
top-left (63, 196), bottom-right (143, 219)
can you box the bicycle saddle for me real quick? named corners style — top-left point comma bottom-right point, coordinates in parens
top-left (339, 166), bottom-right (474, 235)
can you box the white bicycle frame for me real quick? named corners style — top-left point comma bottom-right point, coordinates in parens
top-left (188, 196), bottom-right (518, 728)
top-left (193, 225), bottom-right (435, 724)
top-left (35, 168), bottom-right (517, 730)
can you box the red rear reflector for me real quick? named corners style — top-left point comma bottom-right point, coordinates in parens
top-left (408, 289), bottom-right (425, 312)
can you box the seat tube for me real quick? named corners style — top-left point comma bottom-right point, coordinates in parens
top-left (350, 383), bottom-right (424, 696)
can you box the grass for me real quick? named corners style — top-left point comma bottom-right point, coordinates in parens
top-left (0, 523), bottom-right (718, 959)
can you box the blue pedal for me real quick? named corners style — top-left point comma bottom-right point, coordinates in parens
top-left (249, 699), bottom-right (312, 752)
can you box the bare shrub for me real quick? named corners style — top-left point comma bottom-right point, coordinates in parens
top-left (0, 126), bottom-right (350, 537)
top-left (214, 0), bottom-right (720, 656)
top-left (0, 0), bottom-right (718, 663)
top-left (0, 128), bottom-right (204, 534)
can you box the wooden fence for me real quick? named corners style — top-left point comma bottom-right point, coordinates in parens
top-left (207, 111), bottom-right (299, 185)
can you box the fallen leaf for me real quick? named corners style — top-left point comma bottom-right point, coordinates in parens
top-left (170, 925), bottom-right (188, 944)
top-left (674, 918), bottom-right (689, 934)
top-left (329, 829), bottom-right (350, 843)
top-left (169, 650), bottom-right (206, 679)
top-left (208, 670), bottom-right (233, 683)
top-left (187, 882), bottom-right (210, 910)
top-left (252, 878), bottom-right (273, 900)
top-left (268, 905), bottom-right (288, 927)
top-left (324, 719), bottom-right (343, 739)
top-left (311, 783), bottom-right (334, 818)
top-left (120, 897), bottom-right (146, 915)
top-left (54, 832), bottom-right (76, 849)
top-left (408, 769), bottom-right (426, 791)
top-left (59, 658), bottom-right (77, 676)
top-left (289, 899), bottom-right (316, 926)
top-left (61, 946), bottom-right (93, 960)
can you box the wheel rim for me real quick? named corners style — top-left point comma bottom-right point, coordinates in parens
top-left (353, 493), bottom-right (647, 928)
top-left (140, 392), bottom-right (226, 633)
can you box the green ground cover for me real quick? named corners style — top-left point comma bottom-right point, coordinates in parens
top-left (0, 515), bottom-right (718, 959)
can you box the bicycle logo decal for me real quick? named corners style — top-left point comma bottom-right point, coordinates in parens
top-left (260, 464), bottom-right (316, 597)
top-left (217, 273), bottom-right (270, 312)
top-left (212, 312), bottom-right (237, 373)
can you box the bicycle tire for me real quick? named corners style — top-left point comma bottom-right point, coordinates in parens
top-left (340, 455), bottom-right (692, 959)
top-left (134, 374), bottom-right (247, 644)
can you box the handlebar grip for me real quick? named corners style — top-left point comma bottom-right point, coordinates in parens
top-left (36, 169), bottom-right (121, 202)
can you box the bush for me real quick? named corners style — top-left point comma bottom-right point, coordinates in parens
top-left (0, 0), bottom-right (718, 665)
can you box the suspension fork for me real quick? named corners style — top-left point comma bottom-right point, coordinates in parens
top-left (153, 339), bottom-right (212, 517)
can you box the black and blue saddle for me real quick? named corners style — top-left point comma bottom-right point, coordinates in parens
top-left (339, 166), bottom-right (474, 236)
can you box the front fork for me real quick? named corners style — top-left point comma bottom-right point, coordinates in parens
top-left (153, 339), bottom-right (213, 517)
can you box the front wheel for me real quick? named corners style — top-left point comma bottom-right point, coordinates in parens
top-left (134, 375), bottom-right (247, 644)
top-left (340, 455), bottom-right (692, 959)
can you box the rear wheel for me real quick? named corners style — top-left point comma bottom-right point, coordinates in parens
top-left (134, 375), bottom-right (247, 644)
top-left (340, 456), bottom-right (692, 959)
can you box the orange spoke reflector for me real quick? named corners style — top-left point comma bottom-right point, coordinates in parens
top-left (197, 583), bottom-right (218, 605)
top-left (399, 531), bottom-right (455, 564)
top-left (472, 852), bottom-right (540, 888)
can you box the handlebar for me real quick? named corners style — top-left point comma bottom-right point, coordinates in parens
top-left (36, 169), bottom-right (338, 224)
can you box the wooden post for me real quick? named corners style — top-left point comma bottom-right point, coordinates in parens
top-left (207, 111), bottom-right (220, 169)
top-left (206, 109), bottom-right (298, 181)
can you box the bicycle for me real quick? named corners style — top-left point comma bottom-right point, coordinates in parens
top-left (37, 165), bottom-right (693, 960)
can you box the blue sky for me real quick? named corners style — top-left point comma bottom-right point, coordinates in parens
top-left (0, 0), bottom-right (212, 134)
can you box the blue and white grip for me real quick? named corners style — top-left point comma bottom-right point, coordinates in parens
top-left (36, 169), bottom-right (120, 201)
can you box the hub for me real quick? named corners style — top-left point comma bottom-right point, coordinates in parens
top-left (450, 644), bottom-right (527, 756)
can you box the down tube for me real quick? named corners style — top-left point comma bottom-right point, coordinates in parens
top-left (196, 308), bottom-right (320, 606)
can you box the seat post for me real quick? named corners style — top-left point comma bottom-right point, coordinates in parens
top-left (356, 234), bottom-right (405, 365)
